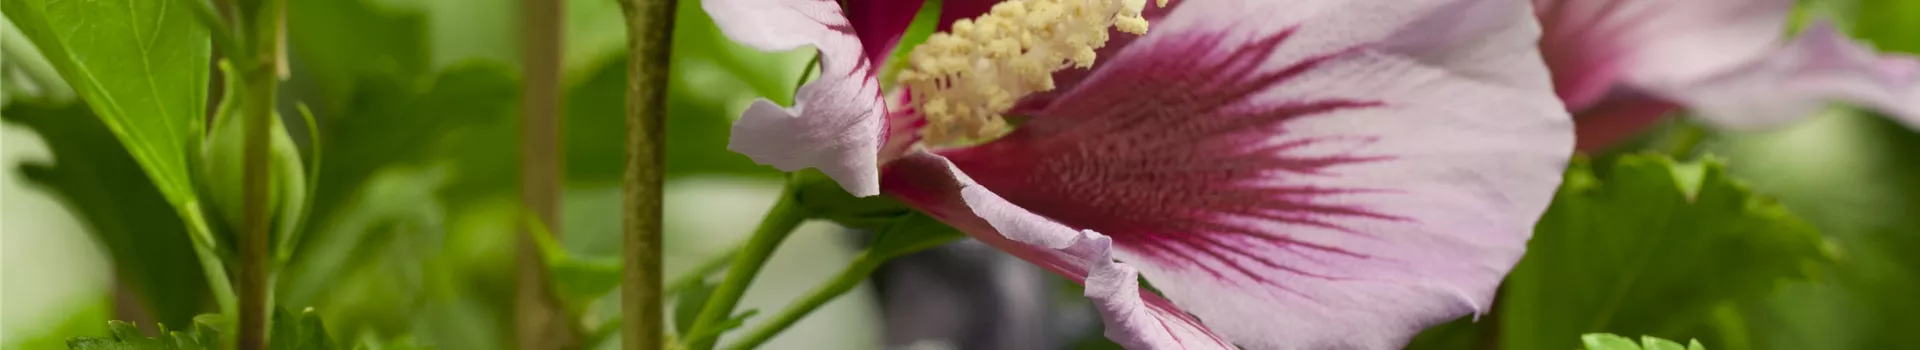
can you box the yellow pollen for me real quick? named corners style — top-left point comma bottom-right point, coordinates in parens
top-left (898, 0), bottom-right (1161, 145)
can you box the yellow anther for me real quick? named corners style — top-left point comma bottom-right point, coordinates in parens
top-left (898, 0), bottom-right (1163, 145)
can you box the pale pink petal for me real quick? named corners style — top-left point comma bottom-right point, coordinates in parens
top-left (1650, 22), bottom-right (1920, 130)
top-left (707, 0), bottom-right (889, 196)
top-left (1532, 0), bottom-right (1792, 109)
top-left (937, 0), bottom-right (1572, 348)
top-left (881, 152), bottom-right (1236, 349)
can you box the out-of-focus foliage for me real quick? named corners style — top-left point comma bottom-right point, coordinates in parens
top-left (264, 0), bottom-right (815, 347)
top-left (65, 309), bottom-right (335, 350)
top-left (1408, 155), bottom-right (1830, 350)
top-left (1582, 334), bottom-right (1707, 350)
top-left (65, 319), bottom-right (220, 350)
top-left (1703, 1), bottom-right (1920, 349)
top-left (2, 101), bottom-right (211, 326)
top-left (1501, 155), bottom-right (1829, 350)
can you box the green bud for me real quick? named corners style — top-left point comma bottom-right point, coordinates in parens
top-left (198, 109), bottom-right (307, 234)
top-left (196, 66), bottom-right (308, 259)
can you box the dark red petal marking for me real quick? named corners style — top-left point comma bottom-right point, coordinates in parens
top-left (844, 0), bottom-right (926, 63)
top-left (942, 27), bottom-right (1409, 288)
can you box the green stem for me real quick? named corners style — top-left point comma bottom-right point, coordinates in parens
top-left (235, 0), bottom-right (282, 349)
top-left (682, 185), bottom-right (806, 350)
top-left (723, 252), bottom-right (884, 350)
top-left (619, 0), bottom-right (676, 348)
top-left (184, 207), bottom-right (239, 315)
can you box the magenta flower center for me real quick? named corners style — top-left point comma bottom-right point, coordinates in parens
top-left (942, 28), bottom-right (1409, 291)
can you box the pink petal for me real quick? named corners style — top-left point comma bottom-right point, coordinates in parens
top-left (938, 0), bottom-right (1572, 348)
top-left (1649, 22), bottom-right (1920, 130)
top-left (881, 152), bottom-right (1237, 349)
top-left (707, 0), bottom-right (888, 196)
top-left (1532, 0), bottom-right (1792, 105)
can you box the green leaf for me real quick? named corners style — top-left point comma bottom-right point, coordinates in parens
top-left (791, 169), bottom-right (913, 230)
top-left (4, 100), bottom-right (212, 325)
top-left (673, 280), bottom-right (718, 336)
top-left (1855, 0), bottom-right (1920, 54)
top-left (1726, 4), bottom-right (1920, 348)
top-left (66, 319), bottom-right (217, 350)
top-left (270, 308), bottom-right (338, 350)
top-left (1641, 336), bottom-right (1689, 350)
top-left (523, 217), bottom-right (623, 312)
top-left (1500, 155), bottom-right (1830, 350)
top-left (868, 212), bottom-right (968, 261)
top-left (679, 309), bottom-right (760, 346)
top-left (1582, 334), bottom-right (1642, 350)
top-left (3, 0), bottom-right (233, 314)
top-left (1579, 334), bottom-right (1707, 350)
top-left (2, 0), bottom-right (211, 218)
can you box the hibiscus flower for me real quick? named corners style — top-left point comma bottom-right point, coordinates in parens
top-left (1535, 0), bottom-right (1920, 150)
top-left (704, 0), bottom-right (1573, 348)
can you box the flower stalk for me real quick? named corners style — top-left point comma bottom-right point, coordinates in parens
top-left (619, 0), bottom-right (676, 348)
top-left (724, 252), bottom-right (885, 350)
top-left (682, 185), bottom-right (806, 350)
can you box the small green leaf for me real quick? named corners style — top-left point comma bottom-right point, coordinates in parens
top-left (868, 212), bottom-right (967, 261)
top-left (1502, 155), bottom-right (1830, 350)
top-left (673, 280), bottom-right (718, 336)
top-left (66, 320), bottom-right (216, 350)
top-left (791, 169), bottom-right (912, 230)
top-left (524, 218), bottom-right (623, 311)
top-left (1582, 334), bottom-right (1642, 350)
top-left (1642, 336), bottom-right (1688, 350)
top-left (270, 307), bottom-right (338, 350)
top-left (1577, 334), bottom-right (1707, 350)
top-left (681, 309), bottom-right (760, 346)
